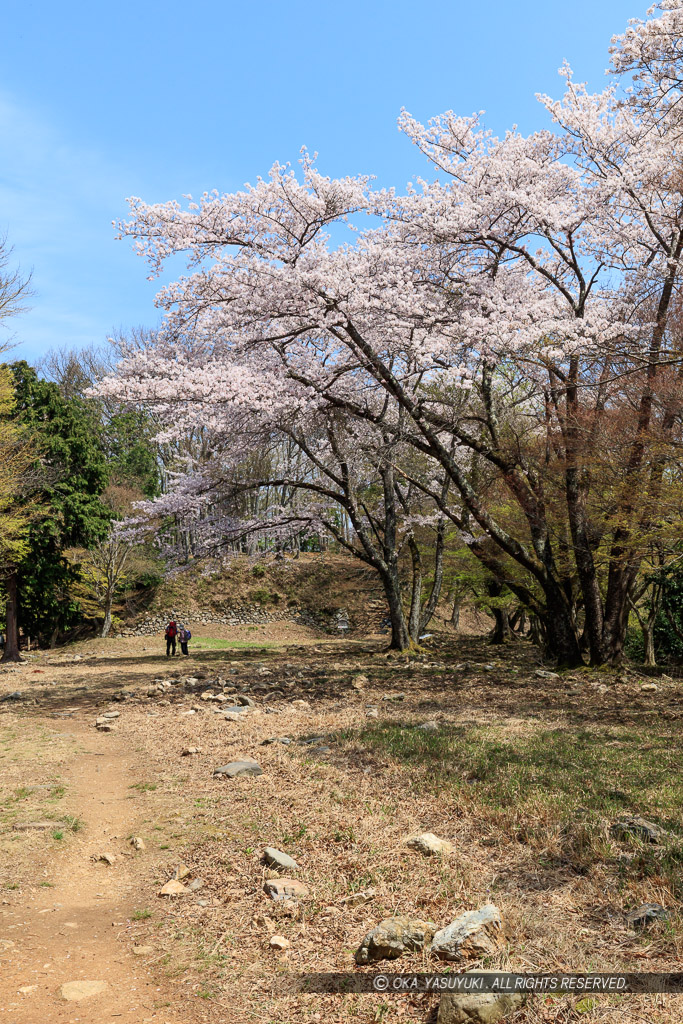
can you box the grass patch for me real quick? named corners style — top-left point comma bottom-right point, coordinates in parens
top-left (132, 908), bottom-right (152, 920)
top-left (343, 721), bottom-right (683, 829)
top-left (191, 638), bottom-right (276, 650)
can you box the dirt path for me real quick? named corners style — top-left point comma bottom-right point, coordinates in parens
top-left (0, 717), bottom-right (191, 1024)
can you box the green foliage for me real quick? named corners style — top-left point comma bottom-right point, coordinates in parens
top-left (4, 362), bottom-right (111, 642)
top-left (654, 567), bottom-right (683, 662)
top-left (105, 410), bottom-right (161, 498)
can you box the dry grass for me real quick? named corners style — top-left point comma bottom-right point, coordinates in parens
top-left (1, 630), bottom-right (681, 1023)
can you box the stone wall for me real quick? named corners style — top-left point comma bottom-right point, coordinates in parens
top-left (114, 604), bottom-right (301, 637)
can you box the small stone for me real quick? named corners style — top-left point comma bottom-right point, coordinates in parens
top-left (366, 708), bottom-right (379, 718)
top-left (430, 905), bottom-right (505, 962)
top-left (263, 877), bottom-right (309, 901)
top-left (381, 692), bottom-right (406, 702)
top-left (96, 722), bottom-right (117, 732)
top-left (340, 888), bottom-right (376, 907)
top-left (261, 736), bottom-right (292, 746)
top-left (626, 903), bottom-right (670, 929)
top-left (13, 821), bottom-right (54, 832)
top-left (60, 980), bottom-right (108, 1001)
top-left (351, 674), bottom-right (368, 690)
top-left (213, 760), bottom-right (263, 778)
top-left (291, 699), bottom-right (311, 709)
top-left (132, 945), bottom-right (154, 956)
top-left (534, 669), bottom-right (559, 679)
top-left (355, 916), bottom-right (436, 964)
top-left (18, 985), bottom-right (38, 994)
top-left (188, 877), bottom-right (205, 891)
top-left (93, 852), bottom-right (116, 866)
top-left (158, 879), bottom-right (190, 897)
top-left (416, 720), bottom-right (439, 732)
top-left (269, 934), bottom-right (290, 950)
top-left (640, 682), bottom-right (658, 693)
top-left (181, 746), bottom-right (202, 756)
top-left (610, 816), bottom-right (664, 844)
top-left (263, 847), bottom-right (299, 871)
top-left (102, 710), bottom-right (120, 719)
top-left (171, 864), bottom-right (191, 880)
top-left (406, 832), bottom-right (454, 857)
top-left (236, 694), bottom-right (256, 706)
top-left (130, 836), bottom-right (145, 851)
top-left (437, 976), bottom-right (524, 1024)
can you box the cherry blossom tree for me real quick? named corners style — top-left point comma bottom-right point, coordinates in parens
top-left (103, 2), bottom-right (683, 665)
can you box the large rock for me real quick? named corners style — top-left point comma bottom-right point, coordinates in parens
top-left (60, 980), bottom-right (108, 1001)
top-left (213, 760), bottom-right (263, 778)
top-left (406, 832), bottom-right (454, 856)
top-left (626, 903), bottom-right (670, 929)
top-left (355, 916), bottom-right (437, 964)
top-left (438, 981), bottom-right (524, 1024)
top-left (263, 847), bottom-right (299, 870)
top-left (430, 905), bottom-right (505, 962)
top-left (610, 816), bottom-right (664, 844)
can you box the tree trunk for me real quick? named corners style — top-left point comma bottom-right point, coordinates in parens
top-left (1, 572), bottom-right (23, 663)
top-left (407, 538), bottom-right (422, 643)
top-left (101, 596), bottom-right (113, 639)
top-left (50, 624), bottom-right (60, 649)
top-left (380, 567), bottom-right (411, 650)
top-left (643, 624), bottom-right (656, 668)
top-left (450, 599), bottom-right (461, 629)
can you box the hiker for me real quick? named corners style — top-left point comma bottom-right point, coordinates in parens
top-left (165, 620), bottom-right (177, 657)
top-left (178, 623), bottom-right (191, 656)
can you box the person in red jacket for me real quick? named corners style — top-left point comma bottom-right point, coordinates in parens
top-left (165, 620), bottom-right (177, 657)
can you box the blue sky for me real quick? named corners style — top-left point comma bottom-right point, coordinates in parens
top-left (0, 0), bottom-right (651, 364)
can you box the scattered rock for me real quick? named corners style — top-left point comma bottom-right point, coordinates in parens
top-left (437, 976), bottom-right (524, 1024)
top-left (263, 877), bottom-right (310, 901)
top-left (626, 903), bottom-right (670, 929)
top-left (610, 816), bottom-right (664, 844)
top-left (269, 934), bottom-right (290, 950)
top-left (0, 691), bottom-right (23, 702)
top-left (416, 720), bottom-right (439, 732)
top-left (351, 674), bottom-right (368, 690)
top-left (223, 711), bottom-right (245, 722)
top-left (188, 877), bottom-right (205, 892)
top-left (406, 832), bottom-right (454, 857)
top-left (92, 852), bottom-right (116, 866)
top-left (340, 888), bottom-right (376, 907)
top-left (382, 692), bottom-right (406, 702)
top-left (132, 945), bottom-right (154, 956)
top-left (640, 682), bottom-right (658, 693)
top-left (158, 879), bottom-right (190, 897)
top-left (181, 746), bottom-right (202, 756)
top-left (366, 707), bottom-right (379, 718)
top-left (102, 710), bottom-right (120, 719)
top-left (213, 760), bottom-right (263, 778)
top-left (60, 980), bottom-right (108, 1001)
top-left (18, 985), bottom-right (38, 995)
top-left (130, 837), bottom-right (145, 851)
top-left (291, 699), bottom-right (311, 709)
top-left (430, 905), bottom-right (505, 962)
top-left (96, 722), bottom-right (117, 733)
top-left (261, 736), bottom-right (292, 746)
top-left (171, 864), bottom-right (191, 880)
top-left (263, 847), bottom-right (299, 871)
top-left (236, 694), bottom-right (256, 706)
top-left (355, 916), bottom-right (437, 964)
top-left (13, 821), bottom-right (54, 832)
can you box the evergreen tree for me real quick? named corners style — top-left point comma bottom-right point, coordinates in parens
top-left (3, 362), bottom-right (111, 647)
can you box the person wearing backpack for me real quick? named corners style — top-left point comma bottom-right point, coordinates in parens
top-left (178, 624), bottom-right (191, 656)
top-left (165, 620), bottom-right (178, 657)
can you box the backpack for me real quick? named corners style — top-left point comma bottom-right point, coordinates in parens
top-left (166, 622), bottom-right (177, 638)
top-left (184, 629), bottom-right (191, 641)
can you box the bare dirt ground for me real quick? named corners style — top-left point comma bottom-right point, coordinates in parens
top-left (0, 622), bottom-right (681, 1024)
